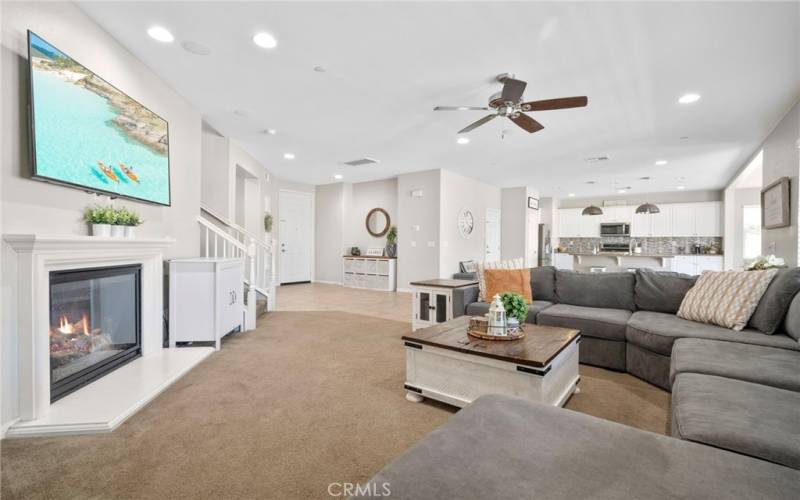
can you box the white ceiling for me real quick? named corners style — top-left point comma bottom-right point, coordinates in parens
top-left (78, 1), bottom-right (800, 197)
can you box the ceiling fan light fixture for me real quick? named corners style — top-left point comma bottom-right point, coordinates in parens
top-left (635, 203), bottom-right (660, 214)
top-left (582, 205), bottom-right (604, 216)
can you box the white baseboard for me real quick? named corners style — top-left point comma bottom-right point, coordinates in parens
top-left (1, 417), bottom-right (20, 440)
top-left (312, 280), bottom-right (342, 286)
top-left (396, 287), bottom-right (414, 294)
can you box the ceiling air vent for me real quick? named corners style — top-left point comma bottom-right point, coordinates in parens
top-left (584, 155), bottom-right (610, 163)
top-left (343, 157), bottom-right (380, 167)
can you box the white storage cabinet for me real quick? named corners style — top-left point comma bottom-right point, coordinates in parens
top-left (671, 255), bottom-right (724, 275)
top-left (342, 257), bottom-right (397, 291)
top-left (169, 258), bottom-right (244, 351)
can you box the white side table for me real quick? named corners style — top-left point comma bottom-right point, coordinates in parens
top-left (410, 279), bottom-right (478, 331)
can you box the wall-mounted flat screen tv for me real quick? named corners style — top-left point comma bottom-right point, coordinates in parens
top-left (28, 30), bottom-right (171, 206)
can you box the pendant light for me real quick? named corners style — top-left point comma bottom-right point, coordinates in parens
top-left (635, 202), bottom-right (660, 214)
top-left (581, 205), bottom-right (603, 216)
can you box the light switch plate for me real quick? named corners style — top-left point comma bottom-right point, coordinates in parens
top-left (410, 241), bottom-right (417, 247)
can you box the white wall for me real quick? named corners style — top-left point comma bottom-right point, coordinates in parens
top-left (439, 170), bottom-right (501, 278)
top-left (1, 1), bottom-right (203, 434)
top-left (396, 169), bottom-right (441, 289)
top-left (200, 124), bottom-right (230, 218)
top-left (728, 187), bottom-right (761, 270)
top-left (314, 183), bottom-right (346, 283)
top-left (761, 101), bottom-right (800, 265)
top-left (500, 187), bottom-right (540, 267)
top-left (345, 178), bottom-right (398, 251)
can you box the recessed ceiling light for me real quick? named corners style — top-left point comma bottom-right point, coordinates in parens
top-left (457, 137), bottom-right (470, 145)
top-left (334, 174), bottom-right (343, 180)
top-left (655, 160), bottom-right (668, 166)
top-left (253, 32), bottom-right (277, 49)
top-left (678, 93), bottom-right (701, 104)
top-left (568, 193), bottom-right (576, 198)
top-left (677, 186), bottom-right (686, 190)
top-left (261, 128), bottom-right (277, 135)
top-left (283, 153), bottom-right (295, 160)
top-left (147, 26), bottom-right (174, 43)
top-left (618, 189), bottom-right (627, 194)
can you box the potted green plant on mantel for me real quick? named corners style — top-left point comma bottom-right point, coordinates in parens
top-left (385, 225), bottom-right (398, 258)
top-left (116, 207), bottom-right (143, 238)
top-left (84, 205), bottom-right (142, 238)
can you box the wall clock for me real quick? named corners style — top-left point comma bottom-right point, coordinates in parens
top-left (458, 208), bottom-right (474, 238)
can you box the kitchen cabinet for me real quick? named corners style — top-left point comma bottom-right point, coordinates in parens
top-left (602, 206), bottom-right (633, 223)
top-left (554, 253), bottom-right (575, 270)
top-left (558, 209), bottom-right (581, 237)
top-left (671, 255), bottom-right (724, 275)
top-left (672, 203), bottom-right (722, 237)
top-left (579, 213), bottom-right (601, 237)
top-left (631, 206), bottom-right (674, 237)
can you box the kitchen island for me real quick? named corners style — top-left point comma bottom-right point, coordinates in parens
top-left (553, 252), bottom-right (723, 274)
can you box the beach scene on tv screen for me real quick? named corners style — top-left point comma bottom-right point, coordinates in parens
top-left (29, 32), bottom-right (170, 205)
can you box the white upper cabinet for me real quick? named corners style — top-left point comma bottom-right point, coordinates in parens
top-left (579, 213), bottom-right (601, 237)
top-left (559, 202), bottom-right (720, 239)
top-left (651, 205), bottom-right (674, 236)
top-left (672, 202), bottom-right (722, 237)
top-left (558, 208), bottom-right (581, 237)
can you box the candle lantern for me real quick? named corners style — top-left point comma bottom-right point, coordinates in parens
top-left (487, 294), bottom-right (507, 336)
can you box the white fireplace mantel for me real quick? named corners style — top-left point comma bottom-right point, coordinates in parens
top-left (4, 234), bottom-right (177, 423)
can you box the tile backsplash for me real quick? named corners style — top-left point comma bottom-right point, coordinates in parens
top-left (557, 237), bottom-right (723, 255)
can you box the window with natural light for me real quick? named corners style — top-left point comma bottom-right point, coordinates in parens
top-left (743, 205), bottom-right (761, 263)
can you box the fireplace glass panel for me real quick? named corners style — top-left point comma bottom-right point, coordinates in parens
top-left (50, 265), bottom-right (141, 401)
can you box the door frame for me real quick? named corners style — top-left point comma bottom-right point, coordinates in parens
top-left (278, 188), bottom-right (315, 285)
top-left (485, 208), bottom-right (501, 261)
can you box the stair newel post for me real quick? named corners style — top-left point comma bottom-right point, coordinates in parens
top-left (244, 237), bottom-right (257, 330)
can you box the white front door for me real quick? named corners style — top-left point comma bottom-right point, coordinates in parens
top-left (485, 208), bottom-right (501, 261)
top-left (279, 190), bottom-right (313, 284)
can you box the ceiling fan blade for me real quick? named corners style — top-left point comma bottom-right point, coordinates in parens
top-left (500, 78), bottom-right (527, 104)
top-left (521, 96), bottom-right (588, 112)
top-left (510, 112), bottom-right (544, 133)
top-left (458, 114), bottom-right (497, 134)
top-left (433, 106), bottom-right (491, 111)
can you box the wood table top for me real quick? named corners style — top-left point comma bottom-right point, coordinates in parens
top-left (409, 278), bottom-right (479, 288)
top-left (402, 316), bottom-right (580, 368)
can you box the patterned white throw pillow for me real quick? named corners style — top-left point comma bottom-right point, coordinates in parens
top-left (677, 269), bottom-right (779, 331)
top-left (476, 258), bottom-right (525, 302)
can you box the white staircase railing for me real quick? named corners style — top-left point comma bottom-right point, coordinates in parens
top-left (197, 204), bottom-right (277, 330)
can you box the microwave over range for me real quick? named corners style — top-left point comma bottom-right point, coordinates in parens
top-left (600, 223), bottom-right (630, 236)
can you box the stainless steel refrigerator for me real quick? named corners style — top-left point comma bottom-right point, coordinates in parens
top-left (538, 223), bottom-right (552, 267)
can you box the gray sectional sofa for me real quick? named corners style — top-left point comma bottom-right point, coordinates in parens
top-left (354, 268), bottom-right (800, 498)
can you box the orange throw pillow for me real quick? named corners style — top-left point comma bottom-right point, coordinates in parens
top-left (483, 268), bottom-right (532, 304)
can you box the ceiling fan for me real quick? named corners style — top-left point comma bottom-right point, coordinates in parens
top-left (434, 73), bottom-right (588, 134)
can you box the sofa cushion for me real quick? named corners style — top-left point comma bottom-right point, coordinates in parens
top-left (452, 271), bottom-right (477, 281)
top-left (466, 300), bottom-right (552, 324)
top-left (476, 258), bottom-right (524, 301)
top-left (484, 268), bottom-right (532, 303)
top-left (672, 374), bottom-right (800, 469)
top-left (555, 270), bottom-right (636, 311)
top-left (749, 268), bottom-right (800, 334)
top-left (782, 289), bottom-right (800, 341)
top-left (626, 311), bottom-right (800, 356)
top-left (530, 266), bottom-right (556, 302)
top-left (670, 338), bottom-right (800, 391)
top-left (538, 304), bottom-right (630, 341)
top-left (677, 269), bottom-right (778, 331)
top-left (635, 269), bottom-right (696, 314)
top-left (355, 394), bottom-right (800, 500)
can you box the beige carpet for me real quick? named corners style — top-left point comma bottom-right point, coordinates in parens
top-left (1, 310), bottom-right (668, 499)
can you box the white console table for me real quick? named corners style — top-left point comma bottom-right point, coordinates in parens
top-left (342, 256), bottom-right (397, 291)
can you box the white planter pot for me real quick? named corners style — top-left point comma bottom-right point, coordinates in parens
top-left (124, 226), bottom-right (136, 238)
top-left (110, 225), bottom-right (125, 238)
top-left (91, 224), bottom-right (111, 237)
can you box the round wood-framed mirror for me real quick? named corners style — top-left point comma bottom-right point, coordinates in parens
top-left (366, 208), bottom-right (390, 237)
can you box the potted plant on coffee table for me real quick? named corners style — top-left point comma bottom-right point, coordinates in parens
top-left (501, 292), bottom-right (528, 332)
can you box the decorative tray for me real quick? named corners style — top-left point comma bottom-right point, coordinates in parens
top-left (467, 328), bottom-right (525, 341)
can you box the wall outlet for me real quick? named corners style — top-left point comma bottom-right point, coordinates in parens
top-left (412, 225), bottom-right (421, 232)
top-left (410, 241), bottom-right (417, 247)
